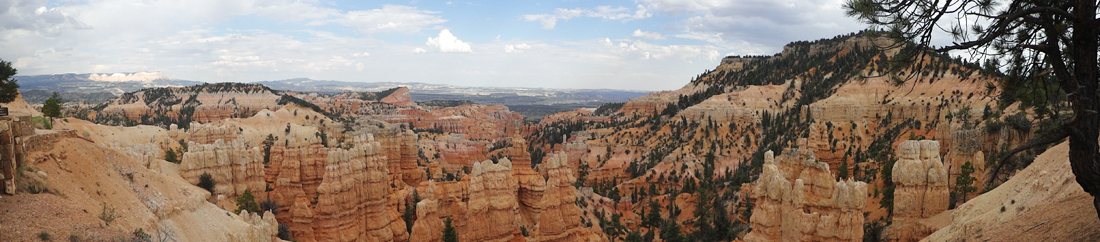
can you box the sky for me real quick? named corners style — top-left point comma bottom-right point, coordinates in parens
top-left (0, 0), bottom-right (867, 91)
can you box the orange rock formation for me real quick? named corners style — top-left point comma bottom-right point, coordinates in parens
top-left (744, 149), bottom-right (867, 242)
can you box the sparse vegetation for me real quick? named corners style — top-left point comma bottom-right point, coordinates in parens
top-left (99, 203), bottom-right (119, 226)
top-left (198, 172), bottom-right (216, 194)
top-left (235, 189), bottom-right (260, 214)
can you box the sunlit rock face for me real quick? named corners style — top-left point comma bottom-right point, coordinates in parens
top-left (891, 140), bottom-right (949, 242)
top-left (463, 158), bottom-right (521, 242)
top-left (535, 152), bottom-right (584, 242)
top-left (744, 149), bottom-right (867, 242)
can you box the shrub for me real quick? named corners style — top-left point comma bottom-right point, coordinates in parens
top-left (277, 223), bottom-right (292, 240)
top-left (235, 189), bottom-right (260, 214)
top-left (260, 196), bottom-right (279, 214)
top-left (133, 228), bottom-right (151, 241)
top-left (164, 149), bottom-right (179, 163)
top-left (99, 203), bottom-right (118, 226)
top-left (39, 231), bottom-right (50, 241)
top-left (198, 172), bottom-right (215, 194)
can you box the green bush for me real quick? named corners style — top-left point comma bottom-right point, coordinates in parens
top-left (32, 116), bottom-right (52, 129)
top-left (38, 231), bottom-right (50, 241)
top-left (235, 189), bottom-right (260, 214)
top-left (198, 172), bottom-right (215, 194)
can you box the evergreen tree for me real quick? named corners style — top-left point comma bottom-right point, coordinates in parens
top-left (0, 59), bottom-right (20, 104)
top-left (955, 161), bottom-right (978, 203)
top-left (235, 189), bottom-right (260, 213)
top-left (41, 92), bottom-right (61, 118)
top-left (442, 217), bottom-right (458, 242)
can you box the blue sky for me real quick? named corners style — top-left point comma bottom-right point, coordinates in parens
top-left (0, 0), bottom-right (867, 91)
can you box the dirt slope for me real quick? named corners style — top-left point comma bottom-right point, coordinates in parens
top-left (923, 141), bottom-right (1100, 241)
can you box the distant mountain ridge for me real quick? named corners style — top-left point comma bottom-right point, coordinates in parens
top-left (14, 74), bottom-right (649, 107)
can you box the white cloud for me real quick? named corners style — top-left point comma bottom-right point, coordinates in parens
top-left (426, 29), bottom-right (473, 53)
top-left (637, 0), bottom-right (864, 50)
top-left (504, 43), bottom-right (531, 53)
top-left (522, 5), bottom-right (651, 29)
top-left (321, 5), bottom-right (447, 34)
top-left (352, 52), bottom-right (371, 57)
top-left (632, 29), bottom-right (666, 40)
top-left (413, 48), bottom-right (427, 53)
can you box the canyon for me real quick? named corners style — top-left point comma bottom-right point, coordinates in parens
top-left (0, 31), bottom-right (1092, 242)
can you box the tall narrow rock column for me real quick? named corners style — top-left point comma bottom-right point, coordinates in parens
top-left (891, 140), bottom-right (949, 242)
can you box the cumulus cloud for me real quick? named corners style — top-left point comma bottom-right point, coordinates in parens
top-left (413, 48), bottom-right (427, 53)
top-left (523, 4), bottom-right (651, 29)
top-left (426, 29), bottom-right (473, 53)
top-left (504, 43), bottom-right (531, 53)
top-left (637, 0), bottom-right (864, 50)
top-left (632, 29), bottom-right (665, 40)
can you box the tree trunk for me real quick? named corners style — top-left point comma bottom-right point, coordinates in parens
top-left (1067, 0), bottom-right (1100, 221)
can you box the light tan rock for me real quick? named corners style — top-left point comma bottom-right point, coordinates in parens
top-left (745, 149), bottom-right (866, 242)
top-left (179, 138), bottom-right (265, 198)
top-left (410, 181), bottom-right (445, 242)
top-left (891, 140), bottom-right (950, 242)
top-left (464, 158), bottom-right (520, 242)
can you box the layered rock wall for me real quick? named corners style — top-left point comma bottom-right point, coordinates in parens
top-left (744, 149), bottom-right (867, 242)
top-left (536, 152), bottom-right (583, 241)
top-left (464, 158), bottom-right (521, 242)
top-left (891, 140), bottom-right (949, 242)
top-left (410, 181), bottom-right (445, 242)
top-left (311, 134), bottom-right (409, 242)
top-left (179, 139), bottom-right (265, 197)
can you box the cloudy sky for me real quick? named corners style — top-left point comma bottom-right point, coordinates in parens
top-left (0, 0), bottom-right (866, 91)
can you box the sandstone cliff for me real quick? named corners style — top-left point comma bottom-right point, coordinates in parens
top-left (463, 158), bottom-right (521, 242)
top-left (744, 149), bottom-right (867, 242)
top-left (535, 152), bottom-right (585, 241)
top-left (890, 140), bottom-right (949, 242)
top-left (410, 181), bottom-right (445, 242)
top-left (179, 139), bottom-right (265, 198)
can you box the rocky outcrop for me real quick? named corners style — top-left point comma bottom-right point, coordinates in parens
top-left (891, 140), bottom-right (949, 242)
top-left (230, 210), bottom-right (281, 242)
top-left (744, 149), bottom-right (867, 242)
top-left (311, 134), bottom-right (409, 242)
top-left (498, 136), bottom-right (547, 229)
top-left (536, 152), bottom-right (583, 241)
top-left (377, 129), bottom-right (424, 187)
top-left (271, 134), bottom-right (329, 220)
top-left (410, 181), bottom-right (445, 242)
top-left (464, 158), bottom-right (521, 242)
top-left (107, 140), bottom-right (161, 168)
top-left (380, 87), bottom-right (415, 107)
top-left (188, 122), bottom-right (243, 144)
top-left (179, 139), bottom-right (265, 197)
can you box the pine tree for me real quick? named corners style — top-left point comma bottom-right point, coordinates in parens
top-left (41, 92), bottom-right (61, 118)
top-left (442, 217), bottom-right (458, 242)
top-left (0, 59), bottom-right (20, 104)
top-left (235, 189), bottom-right (260, 213)
top-left (955, 161), bottom-right (978, 203)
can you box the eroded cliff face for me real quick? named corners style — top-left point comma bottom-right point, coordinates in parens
top-left (312, 135), bottom-right (408, 242)
top-left (744, 149), bottom-right (867, 242)
top-left (179, 139), bottom-right (265, 198)
top-left (464, 158), bottom-right (522, 242)
top-left (536, 152), bottom-right (585, 241)
top-left (891, 140), bottom-right (949, 242)
top-left (410, 181), bottom-right (445, 242)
